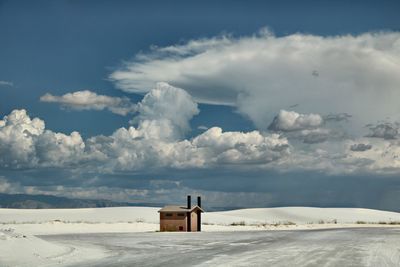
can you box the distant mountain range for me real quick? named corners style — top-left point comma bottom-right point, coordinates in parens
top-left (0, 193), bottom-right (162, 209)
top-left (0, 193), bottom-right (246, 211)
top-left (3, 194), bottom-right (383, 212)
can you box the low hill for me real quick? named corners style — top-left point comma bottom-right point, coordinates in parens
top-left (1, 206), bottom-right (400, 225)
top-left (0, 193), bottom-right (160, 209)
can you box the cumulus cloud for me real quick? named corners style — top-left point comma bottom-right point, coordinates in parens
top-left (350, 143), bottom-right (372, 152)
top-left (366, 123), bottom-right (398, 139)
top-left (0, 109), bottom-right (45, 168)
top-left (85, 126), bottom-right (289, 172)
top-left (345, 138), bottom-right (400, 174)
top-left (0, 109), bottom-right (85, 169)
top-left (110, 30), bottom-right (400, 130)
top-left (267, 110), bottom-right (348, 144)
top-left (0, 89), bottom-right (289, 173)
top-left (192, 127), bottom-right (289, 165)
top-left (268, 110), bottom-right (323, 131)
top-left (0, 109), bottom-right (287, 172)
top-left (40, 90), bottom-right (136, 115)
top-left (131, 82), bottom-right (199, 140)
top-left (3, 86), bottom-right (400, 175)
top-left (3, 107), bottom-right (400, 176)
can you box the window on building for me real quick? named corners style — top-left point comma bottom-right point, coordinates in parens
top-left (177, 213), bottom-right (185, 217)
top-left (165, 213), bottom-right (173, 217)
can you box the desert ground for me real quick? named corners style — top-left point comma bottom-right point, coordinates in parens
top-left (1, 207), bottom-right (400, 266)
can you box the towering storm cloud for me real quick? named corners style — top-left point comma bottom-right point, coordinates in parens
top-left (131, 82), bottom-right (199, 140)
top-left (110, 31), bottom-right (400, 131)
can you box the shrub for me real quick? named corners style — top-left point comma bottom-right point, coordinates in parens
top-left (230, 221), bottom-right (246, 226)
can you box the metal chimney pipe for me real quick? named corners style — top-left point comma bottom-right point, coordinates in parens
top-left (197, 196), bottom-right (201, 231)
top-left (187, 195), bottom-right (191, 209)
top-left (187, 195), bottom-right (192, 231)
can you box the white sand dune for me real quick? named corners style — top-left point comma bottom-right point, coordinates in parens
top-left (2, 206), bottom-right (400, 226)
top-left (0, 206), bottom-right (399, 236)
top-left (0, 207), bottom-right (161, 224)
top-left (1, 207), bottom-right (400, 266)
top-left (0, 228), bottom-right (104, 267)
top-left (204, 207), bottom-right (400, 225)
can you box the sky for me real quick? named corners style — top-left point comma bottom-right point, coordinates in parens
top-left (1, 0), bottom-right (400, 210)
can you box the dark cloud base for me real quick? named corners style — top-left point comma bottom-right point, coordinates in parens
top-left (3, 169), bottom-right (400, 212)
top-left (182, 171), bottom-right (400, 212)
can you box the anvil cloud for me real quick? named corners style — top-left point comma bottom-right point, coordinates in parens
top-left (110, 30), bottom-right (400, 131)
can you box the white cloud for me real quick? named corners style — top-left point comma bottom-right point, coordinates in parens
top-left (266, 110), bottom-right (347, 144)
top-left (85, 126), bottom-right (289, 172)
top-left (0, 80), bottom-right (13, 87)
top-left (35, 130), bottom-right (85, 167)
top-left (0, 109), bottom-right (45, 168)
top-left (0, 109), bottom-right (85, 169)
top-left (268, 110), bottom-right (323, 131)
top-left (192, 127), bottom-right (289, 165)
top-left (345, 138), bottom-right (400, 174)
top-left (40, 90), bottom-right (136, 115)
top-left (2, 87), bottom-right (400, 175)
top-left (0, 84), bottom-right (200, 170)
top-left (271, 136), bottom-right (400, 175)
top-left (110, 30), bottom-right (400, 130)
top-left (0, 108), bottom-right (289, 171)
top-left (197, 125), bottom-right (208, 130)
top-left (131, 82), bottom-right (199, 140)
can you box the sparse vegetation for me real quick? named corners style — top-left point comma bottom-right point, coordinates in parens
top-left (356, 221), bottom-right (400, 225)
top-left (230, 221), bottom-right (246, 226)
top-left (252, 221), bottom-right (297, 227)
top-left (306, 219), bottom-right (337, 225)
top-left (271, 221), bottom-right (296, 227)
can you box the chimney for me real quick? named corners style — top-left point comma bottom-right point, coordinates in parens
top-left (187, 195), bottom-right (191, 209)
top-left (197, 196), bottom-right (202, 231)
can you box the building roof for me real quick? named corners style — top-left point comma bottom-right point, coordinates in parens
top-left (158, 205), bottom-right (204, 213)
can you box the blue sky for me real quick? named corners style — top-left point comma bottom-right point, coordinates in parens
top-left (1, 0), bottom-right (400, 210)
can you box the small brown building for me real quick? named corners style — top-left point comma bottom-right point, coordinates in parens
top-left (158, 195), bottom-right (204, 232)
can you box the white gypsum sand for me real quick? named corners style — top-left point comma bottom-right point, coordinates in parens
top-left (1, 207), bottom-right (400, 266)
top-left (1, 207), bottom-right (400, 235)
top-left (0, 228), bottom-right (105, 267)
